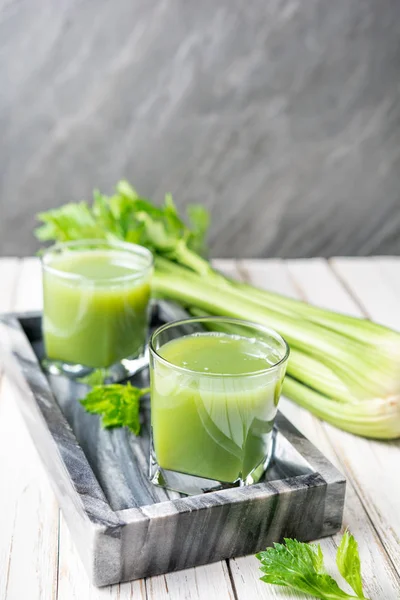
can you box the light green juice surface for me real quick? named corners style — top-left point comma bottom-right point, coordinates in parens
top-left (43, 250), bottom-right (151, 368)
top-left (151, 332), bottom-right (282, 483)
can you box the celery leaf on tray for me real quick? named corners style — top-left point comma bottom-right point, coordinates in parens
top-left (336, 531), bottom-right (365, 599)
top-left (80, 383), bottom-right (149, 435)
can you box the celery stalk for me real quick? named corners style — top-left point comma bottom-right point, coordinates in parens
top-left (229, 278), bottom-right (400, 352)
top-left (153, 264), bottom-right (400, 399)
top-left (153, 265), bottom-right (400, 439)
top-left (188, 306), bottom-right (351, 403)
top-left (189, 304), bottom-right (400, 438)
top-left (35, 181), bottom-right (400, 439)
top-left (283, 378), bottom-right (400, 439)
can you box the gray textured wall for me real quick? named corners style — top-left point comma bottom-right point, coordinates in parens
top-left (1, 0), bottom-right (400, 258)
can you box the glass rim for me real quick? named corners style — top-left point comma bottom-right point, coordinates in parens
top-left (41, 239), bottom-right (154, 284)
top-left (149, 316), bottom-right (290, 378)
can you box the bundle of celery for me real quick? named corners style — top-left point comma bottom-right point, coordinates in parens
top-left (36, 181), bottom-right (400, 439)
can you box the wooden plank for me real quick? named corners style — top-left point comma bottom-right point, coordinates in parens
top-left (286, 258), bottom-right (400, 579)
top-left (0, 259), bottom-right (59, 600)
top-left (0, 259), bottom-right (21, 312)
top-left (146, 562), bottom-right (235, 600)
top-left (230, 554), bottom-right (310, 599)
top-left (0, 259), bottom-right (21, 600)
top-left (307, 257), bottom-right (400, 578)
top-left (228, 259), bottom-right (400, 599)
top-left (330, 257), bottom-right (400, 330)
top-left (13, 257), bottom-right (43, 312)
top-left (285, 257), bottom-right (361, 314)
top-left (227, 261), bottom-right (342, 599)
top-left (57, 516), bottom-right (146, 600)
top-left (212, 258), bottom-right (240, 279)
top-left (378, 257), bottom-right (400, 305)
top-left (237, 258), bottom-right (299, 299)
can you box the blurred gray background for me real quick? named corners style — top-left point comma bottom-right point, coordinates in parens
top-left (1, 0), bottom-right (400, 258)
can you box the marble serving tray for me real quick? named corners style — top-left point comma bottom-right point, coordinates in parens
top-left (0, 304), bottom-right (345, 587)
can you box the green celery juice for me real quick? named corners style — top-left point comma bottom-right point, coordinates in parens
top-left (43, 249), bottom-right (151, 368)
top-left (151, 332), bottom-right (283, 483)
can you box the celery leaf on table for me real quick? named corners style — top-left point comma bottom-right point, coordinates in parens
top-left (256, 537), bottom-right (368, 599)
top-left (336, 532), bottom-right (365, 598)
top-left (80, 383), bottom-right (149, 435)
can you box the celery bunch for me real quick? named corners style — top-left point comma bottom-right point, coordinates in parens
top-left (36, 181), bottom-right (400, 439)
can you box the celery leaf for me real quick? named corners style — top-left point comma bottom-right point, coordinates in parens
top-left (80, 383), bottom-right (149, 435)
top-left (336, 532), bottom-right (365, 598)
top-left (257, 538), bottom-right (368, 599)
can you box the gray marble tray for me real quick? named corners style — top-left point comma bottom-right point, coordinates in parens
top-left (0, 304), bottom-right (345, 587)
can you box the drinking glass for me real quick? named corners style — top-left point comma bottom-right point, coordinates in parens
top-left (149, 317), bottom-right (289, 495)
top-left (42, 239), bottom-right (153, 381)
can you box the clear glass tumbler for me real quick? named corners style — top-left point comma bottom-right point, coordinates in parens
top-left (149, 317), bottom-right (289, 495)
top-left (42, 239), bottom-right (153, 381)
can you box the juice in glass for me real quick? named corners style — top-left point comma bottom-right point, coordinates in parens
top-left (149, 318), bottom-right (289, 493)
top-left (42, 240), bottom-right (153, 374)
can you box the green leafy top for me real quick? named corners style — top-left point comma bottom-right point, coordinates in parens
top-left (186, 203), bottom-right (210, 256)
top-left (257, 536), bottom-right (368, 600)
top-left (36, 180), bottom-right (211, 275)
top-left (80, 383), bottom-right (149, 435)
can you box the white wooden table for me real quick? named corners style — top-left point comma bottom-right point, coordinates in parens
top-left (1, 257), bottom-right (400, 600)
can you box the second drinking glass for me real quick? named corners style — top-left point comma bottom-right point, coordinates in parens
top-left (42, 239), bottom-right (153, 380)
